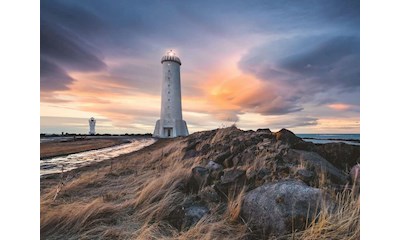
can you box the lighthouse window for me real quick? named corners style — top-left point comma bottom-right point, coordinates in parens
top-left (168, 70), bottom-right (170, 72)
top-left (168, 99), bottom-right (170, 101)
top-left (168, 91), bottom-right (170, 94)
top-left (168, 84), bottom-right (170, 87)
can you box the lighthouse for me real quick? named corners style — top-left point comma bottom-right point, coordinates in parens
top-left (153, 50), bottom-right (189, 138)
top-left (88, 117), bottom-right (96, 135)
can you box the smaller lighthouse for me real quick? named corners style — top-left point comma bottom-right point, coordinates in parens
top-left (89, 117), bottom-right (96, 135)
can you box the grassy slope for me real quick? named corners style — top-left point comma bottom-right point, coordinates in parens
top-left (40, 128), bottom-right (359, 240)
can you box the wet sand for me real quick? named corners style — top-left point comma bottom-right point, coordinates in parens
top-left (40, 138), bottom-right (170, 192)
top-left (40, 138), bottom-right (157, 176)
top-left (41, 138), bottom-right (128, 159)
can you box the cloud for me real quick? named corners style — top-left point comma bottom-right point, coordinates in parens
top-left (327, 103), bottom-right (359, 112)
top-left (238, 34), bottom-right (360, 111)
top-left (41, 22), bottom-right (107, 72)
top-left (40, 0), bottom-right (360, 133)
top-left (40, 58), bottom-right (74, 92)
top-left (201, 74), bottom-right (303, 122)
top-left (240, 35), bottom-right (359, 89)
top-left (279, 36), bottom-right (360, 89)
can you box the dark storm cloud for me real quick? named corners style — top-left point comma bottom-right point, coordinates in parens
top-left (40, 0), bottom-right (108, 92)
top-left (41, 0), bottom-right (360, 126)
top-left (240, 35), bottom-right (359, 89)
top-left (279, 36), bottom-right (359, 89)
top-left (238, 34), bottom-right (360, 111)
top-left (40, 58), bottom-right (74, 91)
top-left (41, 22), bottom-right (106, 72)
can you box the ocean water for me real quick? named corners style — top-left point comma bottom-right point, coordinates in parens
top-left (296, 134), bottom-right (360, 145)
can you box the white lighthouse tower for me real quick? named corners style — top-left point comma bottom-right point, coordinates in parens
top-left (153, 50), bottom-right (189, 138)
top-left (89, 117), bottom-right (96, 135)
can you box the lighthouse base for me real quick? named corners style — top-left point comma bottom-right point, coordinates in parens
top-left (153, 119), bottom-right (189, 138)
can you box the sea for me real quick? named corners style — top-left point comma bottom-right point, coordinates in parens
top-left (296, 134), bottom-right (360, 145)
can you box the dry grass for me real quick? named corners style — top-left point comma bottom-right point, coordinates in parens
top-left (40, 130), bottom-right (360, 240)
top-left (275, 187), bottom-right (360, 240)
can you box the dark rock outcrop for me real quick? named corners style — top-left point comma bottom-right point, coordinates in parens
top-left (284, 149), bottom-right (348, 185)
top-left (214, 168), bottom-right (246, 199)
top-left (294, 141), bottom-right (360, 171)
top-left (316, 143), bottom-right (360, 171)
top-left (350, 164), bottom-right (360, 185)
top-left (242, 180), bottom-right (327, 237)
top-left (273, 128), bottom-right (303, 146)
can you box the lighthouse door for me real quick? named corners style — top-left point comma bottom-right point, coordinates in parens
top-left (164, 127), bottom-right (173, 137)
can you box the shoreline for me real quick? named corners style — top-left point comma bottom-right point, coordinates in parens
top-left (40, 139), bottom-right (130, 160)
top-left (40, 136), bottom-right (152, 159)
top-left (301, 137), bottom-right (360, 143)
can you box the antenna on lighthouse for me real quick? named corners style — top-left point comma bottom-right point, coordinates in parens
top-left (167, 49), bottom-right (175, 56)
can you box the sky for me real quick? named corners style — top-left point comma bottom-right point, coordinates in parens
top-left (40, 0), bottom-right (360, 134)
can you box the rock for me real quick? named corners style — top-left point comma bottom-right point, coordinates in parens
top-left (198, 186), bottom-right (221, 203)
top-left (257, 168), bottom-right (270, 180)
top-left (214, 151), bottom-right (231, 165)
top-left (296, 169), bottom-right (315, 185)
top-left (166, 199), bottom-right (209, 230)
top-left (230, 141), bottom-right (247, 155)
top-left (241, 180), bottom-right (326, 237)
top-left (200, 144), bottom-right (210, 154)
top-left (284, 149), bottom-right (348, 185)
top-left (316, 143), bottom-right (360, 171)
top-left (207, 160), bottom-right (223, 171)
top-left (273, 129), bottom-right (303, 146)
top-left (221, 169), bottom-right (246, 185)
top-left (294, 142), bottom-right (360, 171)
top-left (222, 156), bottom-right (234, 168)
top-left (188, 166), bottom-right (209, 192)
top-left (206, 160), bottom-right (223, 180)
top-left (246, 167), bottom-right (270, 190)
top-left (246, 167), bottom-right (257, 181)
top-left (350, 164), bottom-right (360, 185)
top-left (214, 169), bottom-right (246, 199)
top-left (256, 128), bottom-right (272, 134)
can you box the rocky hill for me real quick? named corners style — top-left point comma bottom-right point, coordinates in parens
top-left (40, 126), bottom-right (360, 239)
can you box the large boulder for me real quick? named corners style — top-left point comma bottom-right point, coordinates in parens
top-left (274, 129), bottom-right (303, 146)
top-left (284, 149), bottom-right (348, 185)
top-left (316, 143), bottom-right (360, 171)
top-left (241, 180), bottom-right (327, 237)
top-left (294, 142), bottom-right (360, 171)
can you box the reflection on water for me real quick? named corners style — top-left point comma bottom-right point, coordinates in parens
top-left (40, 138), bottom-right (156, 176)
